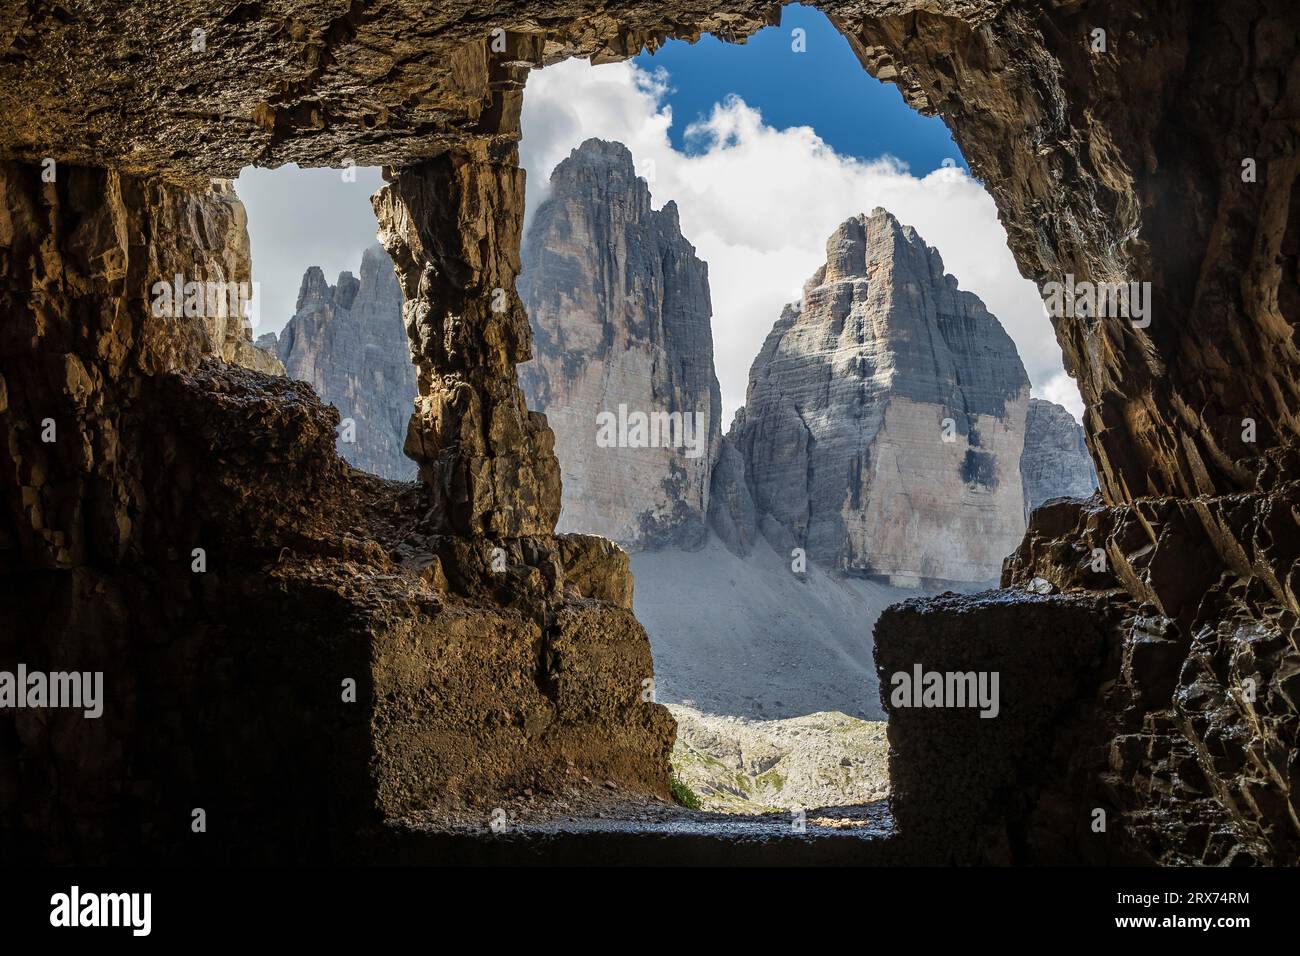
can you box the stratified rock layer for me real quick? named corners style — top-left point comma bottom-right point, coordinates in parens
top-left (268, 245), bottom-right (418, 480)
top-left (517, 139), bottom-right (721, 550)
top-left (732, 209), bottom-right (1030, 584)
top-left (1020, 397), bottom-right (1097, 519)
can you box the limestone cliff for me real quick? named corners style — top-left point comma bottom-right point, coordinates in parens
top-left (266, 245), bottom-right (417, 481)
top-left (517, 139), bottom-right (721, 550)
top-left (1020, 397), bottom-right (1097, 519)
top-left (729, 209), bottom-right (1030, 585)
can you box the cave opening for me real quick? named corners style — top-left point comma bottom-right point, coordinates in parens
top-left (6, 0), bottom-right (1289, 870)
top-left (233, 162), bottom-right (418, 483)
top-left (512, 4), bottom-right (1098, 818)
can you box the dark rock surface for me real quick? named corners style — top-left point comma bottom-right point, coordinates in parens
top-left (875, 590), bottom-right (1117, 864)
top-left (268, 245), bottom-right (418, 480)
top-left (999, 463), bottom-right (1300, 865)
top-left (0, 359), bottom-right (673, 863)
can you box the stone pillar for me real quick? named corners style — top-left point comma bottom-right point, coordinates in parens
top-left (374, 141), bottom-right (561, 539)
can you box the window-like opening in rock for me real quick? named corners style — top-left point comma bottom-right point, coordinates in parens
top-left (233, 163), bottom-right (417, 482)
top-left (516, 4), bottom-right (1098, 815)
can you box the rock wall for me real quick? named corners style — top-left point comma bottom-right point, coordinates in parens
top-left (878, 451), bottom-right (1300, 864)
top-left (267, 245), bottom-right (418, 480)
top-left (517, 139), bottom-right (721, 550)
top-left (0, 145), bottom-right (673, 863)
top-left (730, 209), bottom-right (1030, 584)
top-left (0, 358), bottom-right (671, 863)
top-left (1020, 397), bottom-right (1098, 519)
top-left (998, 472), bottom-right (1300, 864)
top-left (0, 160), bottom-right (280, 573)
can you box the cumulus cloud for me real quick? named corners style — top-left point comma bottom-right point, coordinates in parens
top-left (520, 58), bottom-right (1083, 426)
top-left (1039, 371), bottom-right (1087, 421)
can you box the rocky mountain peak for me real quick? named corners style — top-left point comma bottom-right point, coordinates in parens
top-left (270, 244), bottom-right (417, 481)
top-left (546, 138), bottom-right (652, 214)
top-left (518, 138), bottom-right (721, 551)
top-left (727, 208), bottom-right (1032, 583)
top-left (295, 265), bottom-right (333, 312)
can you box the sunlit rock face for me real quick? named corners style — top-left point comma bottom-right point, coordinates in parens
top-left (517, 139), bottom-right (721, 550)
top-left (1020, 397), bottom-right (1097, 519)
top-left (266, 245), bottom-right (417, 481)
top-left (731, 209), bottom-right (1030, 584)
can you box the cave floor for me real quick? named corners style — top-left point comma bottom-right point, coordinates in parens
top-left (365, 800), bottom-right (900, 865)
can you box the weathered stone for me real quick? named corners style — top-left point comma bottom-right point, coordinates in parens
top-left (374, 143), bottom-right (562, 538)
top-left (980, 459), bottom-right (1300, 863)
top-left (0, 161), bottom-right (280, 572)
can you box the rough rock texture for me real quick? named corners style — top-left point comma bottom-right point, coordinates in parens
top-left (268, 245), bottom-right (418, 480)
top-left (373, 143), bottom-right (562, 539)
top-left (0, 160), bottom-right (280, 572)
top-left (879, 455), bottom-right (1300, 864)
top-left (517, 139), bottom-right (721, 550)
top-left (731, 209), bottom-right (1030, 584)
top-left (999, 467), bottom-right (1300, 865)
top-left (0, 360), bottom-right (673, 863)
top-left (2, 0), bottom-right (1299, 865)
top-left (1020, 397), bottom-right (1098, 519)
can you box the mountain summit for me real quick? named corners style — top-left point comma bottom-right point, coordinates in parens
top-left (517, 138), bottom-right (722, 550)
top-left (723, 208), bottom-right (1035, 583)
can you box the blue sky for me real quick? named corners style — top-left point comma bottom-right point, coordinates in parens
top-left (633, 4), bottom-right (967, 176)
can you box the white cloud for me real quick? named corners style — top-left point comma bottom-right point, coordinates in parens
top-left (520, 58), bottom-right (1083, 425)
top-left (1039, 371), bottom-right (1087, 421)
